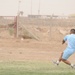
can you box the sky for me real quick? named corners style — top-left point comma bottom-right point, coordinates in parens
top-left (0, 0), bottom-right (75, 16)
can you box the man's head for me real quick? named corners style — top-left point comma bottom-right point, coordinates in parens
top-left (70, 29), bottom-right (75, 34)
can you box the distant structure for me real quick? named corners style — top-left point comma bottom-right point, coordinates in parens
top-left (28, 15), bottom-right (69, 19)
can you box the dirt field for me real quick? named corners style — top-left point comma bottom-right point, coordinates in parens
top-left (0, 38), bottom-right (75, 62)
top-left (0, 26), bottom-right (75, 63)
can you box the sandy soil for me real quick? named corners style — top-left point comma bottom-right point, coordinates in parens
top-left (0, 38), bottom-right (75, 63)
top-left (0, 26), bottom-right (75, 63)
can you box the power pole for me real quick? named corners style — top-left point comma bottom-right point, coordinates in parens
top-left (31, 0), bottom-right (32, 15)
top-left (38, 0), bottom-right (41, 15)
top-left (16, 0), bottom-right (21, 38)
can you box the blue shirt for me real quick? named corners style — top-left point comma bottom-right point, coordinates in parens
top-left (64, 34), bottom-right (75, 51)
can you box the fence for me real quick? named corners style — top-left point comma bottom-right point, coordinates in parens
top-left (0, 15), bottom-right (75, 41)
top-left (17, 16), bottom-right (75, 41)
top-left (0, 16), bottom-right (16, 38)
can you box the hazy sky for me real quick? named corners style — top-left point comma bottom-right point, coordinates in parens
top-left (0, 0), bottom-right (75, 16)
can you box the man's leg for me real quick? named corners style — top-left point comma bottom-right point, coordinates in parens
top-left (57, 52), bottom-right (71, 65)
top-left (61, 58), bottom-right (75, 68)
top-left (52, 52), bottom-right (63, 65)
top-left (53, 52), bottom-right (75, 68)
top-left (61, 59), bottom-right (71, 65)
top-left (59, 52), bottom-right (63, 62)
top-left (58, 52), bottom-right (72, 65)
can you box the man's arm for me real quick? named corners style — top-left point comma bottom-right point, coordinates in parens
top-left (62, 40), bottom-right (65, 44)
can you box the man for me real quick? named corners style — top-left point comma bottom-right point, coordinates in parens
top-left (53, 29), bottom-right (75, 68)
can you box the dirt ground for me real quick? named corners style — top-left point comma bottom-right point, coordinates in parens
top-left (0, 38), bottom-right (75, 63)
top-left (0, 26), bottom-right (75, 63)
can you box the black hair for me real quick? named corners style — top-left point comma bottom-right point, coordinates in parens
top-left (70, 29), bottom-right (75, 34)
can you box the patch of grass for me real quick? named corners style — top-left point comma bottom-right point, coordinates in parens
top-left (0, 61), bottom-right (75, 75)
top-left (8, 28), bottom-right (14, 36)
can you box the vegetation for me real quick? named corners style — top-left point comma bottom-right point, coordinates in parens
top-left (0, 61), bottom-right (75, 75)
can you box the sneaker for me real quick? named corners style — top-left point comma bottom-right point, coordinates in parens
top-left (52, 60), bottom-right (59, 66)
top-left (71, 64), bottom-right (75, 69)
